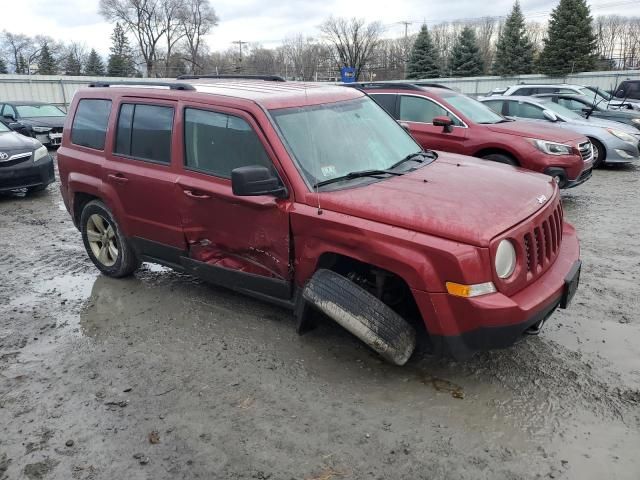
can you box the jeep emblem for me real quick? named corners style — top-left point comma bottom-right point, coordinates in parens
top-left (537, 195), bottom-right (547, 204)
top-left (0, 152), bottom-right (8, 161)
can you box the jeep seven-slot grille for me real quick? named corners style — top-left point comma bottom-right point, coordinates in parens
top-left (522, 202), bottom-right (563, 277)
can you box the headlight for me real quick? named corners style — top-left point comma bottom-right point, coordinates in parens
top-left (32, 126), bottom-right (52, 133)
top-left (495, 240), bottom-right (517, 279)
top-left (33, 145), bottom-right (48, 162)
top-left (529, 139), bottom-right (573, 156)
top-left (608, 128), bottom-right (637, 143)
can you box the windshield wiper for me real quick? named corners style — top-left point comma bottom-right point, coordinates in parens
top-left (389, 150), bottom-right (436, 169)
top-left (313, 169), bottom-right (403, 189)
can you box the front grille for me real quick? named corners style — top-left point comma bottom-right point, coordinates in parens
top-left (0, 152), bottom-right (32, 168)
top-left (522, 202), bottom-right (563, 278)
top-left (578, 141), bottom-right (593, 163)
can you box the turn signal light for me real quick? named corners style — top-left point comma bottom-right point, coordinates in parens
top-left (446, 281), bottom-right (496, 298)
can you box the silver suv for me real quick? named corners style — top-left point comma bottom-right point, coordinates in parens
top-left (488, 84), bottom-right (640, 111)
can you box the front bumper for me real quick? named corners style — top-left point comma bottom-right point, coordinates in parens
top-left (34, 131), bottom-right (63, 146)
top-left (544, 166), bottom-right (592, 189)
top-left (412, 222), bottom-right (581, 359)
top-left (0, 155), bottom-right (55, 192)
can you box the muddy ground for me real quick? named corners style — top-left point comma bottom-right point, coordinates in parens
top-left (1, 155), bottom-right (639, 480)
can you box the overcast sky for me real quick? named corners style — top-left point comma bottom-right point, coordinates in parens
top-left (1, 0), bottom-right (638, 56)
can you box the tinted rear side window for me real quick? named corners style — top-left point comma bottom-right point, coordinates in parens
top-left (369, 94), bottom-right (398, 117)
top-left (115, 103), bottom-right (173, 164)
top-left (71, 99), bottom-right (112, 150)
top-left (184, 108), bottom-right (271, 178)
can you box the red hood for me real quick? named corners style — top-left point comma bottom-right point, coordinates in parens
top-left (485, 120), bottom-right (585, 143)
top-left (310, 154), bottom-right (557, 247)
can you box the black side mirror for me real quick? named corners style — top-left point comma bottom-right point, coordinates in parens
top-left (432, 116), bottom-right (454, 133)
top-left (231, 165), bottom-right (287, 198)
top-left (3, 114), bottom-right (15, 121)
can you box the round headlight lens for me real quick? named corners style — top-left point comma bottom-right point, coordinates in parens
top-left (495, 240), bottom-right (516, 279)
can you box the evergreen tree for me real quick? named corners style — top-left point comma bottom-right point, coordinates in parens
top-left (85, 49), bottom-right (106, 76)
top-left (0, 57), bottom-right (7, 74)
top-left (37, 44), bottom-right (56, 75)
top-left (16, 55), bottom-right (28, 74)
top-left (449, 27), bottom-right (484, 77)
top-left (406, 25), bottom-right (441, 79)
top-left (493, 1), bottom-right (534, 76)
top-left (538, 0), bottom-right (597, 75)
top-left (63, 53), bottom-right (82, 76)
top-left (107, 23), bottom-right (136, 77)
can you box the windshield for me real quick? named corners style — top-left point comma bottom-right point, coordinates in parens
top-left (442, 93), bottom-right (505, 124)
top-left (270, 97), bottom-right (422, 189)
top-left (16, 104), bottom-right (66, 118)
top-left (0, 122), bottom-right (9, 132)
top-left (583, 87), bottom-right (611, 101)
top-left (538, 99), bottom-right (584, 120)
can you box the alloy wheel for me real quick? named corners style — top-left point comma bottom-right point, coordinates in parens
top-left (86, 213), bottom-right (118, 267)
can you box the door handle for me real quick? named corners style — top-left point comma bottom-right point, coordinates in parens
top-left (108, 173), bottom-right (129, 184)
top-left (183, 189), bottom-right (211, 199)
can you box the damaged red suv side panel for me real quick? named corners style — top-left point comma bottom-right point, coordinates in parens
top-left (57, 78), bottom-right (581, 365)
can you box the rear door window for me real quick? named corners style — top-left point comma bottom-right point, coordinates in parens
top-left (369, 94), bottom-right (398, 117)
top-left (114, 103), bottom-right (174, 164)
top-left (70, 99), bottom-right (112, 150)
top-left (183, 108), bottom-right (271, 179)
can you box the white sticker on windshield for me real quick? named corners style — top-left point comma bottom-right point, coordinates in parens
top-left (321, 166), bottom-right (337, 177)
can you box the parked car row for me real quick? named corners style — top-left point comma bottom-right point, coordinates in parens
top-left (53, 76), bottom-right (584, 366)
top-left (0, 100), bottom-right (66, 195)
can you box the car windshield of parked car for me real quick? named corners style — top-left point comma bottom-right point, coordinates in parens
top-left (537, 99), bottom-right (584, 121)
top-left (15, 104), bottom-right (65, 118)
top-left (270, 97), bottom-right (422, 189)
top-left (442, 93), bottom-right (506, 124)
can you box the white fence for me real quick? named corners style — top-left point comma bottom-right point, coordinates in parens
top-left (1, 70), bottom-right (640, 109)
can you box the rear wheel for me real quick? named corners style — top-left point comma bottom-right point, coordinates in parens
top-left (589, 138), bottom-right (606, 168)
top-left (80, 200), bottom-right (139, 277)
top-left (481, 153), bottom-right (518, 166)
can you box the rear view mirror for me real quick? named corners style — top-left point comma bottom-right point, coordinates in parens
top-left (543, 110), bottom-right (558, 122)
top-left (432, 116), bottom-right (454, 133)
top-left (231, 165), bottom-right (287, 198)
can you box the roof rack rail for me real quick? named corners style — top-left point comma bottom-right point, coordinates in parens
top-left (411, 82), bottom-right (452, 90)
top-left (345, 82), bottom-right (424, 91)
top-left (176, 74), bottom-right (286, 82)
top-left (88, 81), bottom-right (195, 91)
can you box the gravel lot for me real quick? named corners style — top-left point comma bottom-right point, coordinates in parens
top-left (1, 155), bottom-right (639, 480)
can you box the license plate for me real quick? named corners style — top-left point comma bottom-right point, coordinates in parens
top-left (560, 260), bottom-right (581, 308)
top-left (49, 133), bottom-right (62, 139)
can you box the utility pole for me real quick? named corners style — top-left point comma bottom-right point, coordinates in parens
top-left (398, 21), bottom-right (412, 78)
top-left (232, 40), bottom-right (247, 61)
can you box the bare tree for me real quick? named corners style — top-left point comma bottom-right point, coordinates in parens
top-left (526, 21), bottom-right (547, 54)
top-left (180, 0), bottom-right (218, 74)
top-left (99, 0), bottom-right (169, 76)
top-left (281, 35), bottom-right (329, 80)
top-left (319, 17), bottom-right (383, 80)
top-left (1, 31), bottom-right (32, 72)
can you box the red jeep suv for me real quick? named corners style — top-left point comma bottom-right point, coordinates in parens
top-left (354, 83), bottom-right (593, 189)
top-left (57, 77), bottom-right (581, 365)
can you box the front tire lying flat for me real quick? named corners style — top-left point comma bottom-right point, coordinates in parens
top-left (302, 269), bottom-right (416, 366)
top-left (80, 200), bottom-right (140, 278)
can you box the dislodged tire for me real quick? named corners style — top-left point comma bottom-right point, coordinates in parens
top-left (302, 269), bottom-right (416, 366)
top-left (80, 200), bottom-right (140, 278)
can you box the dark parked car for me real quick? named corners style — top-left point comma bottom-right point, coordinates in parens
top-left (614, 80), bottom-right (640, 101)
top-left (57, 78), bottom-right (581, 364)
top-left (0, 101), bottom-right (66, 146)
top-left (535, 93), bottom-right (640, 131)
top-left (0, 120), bottom-right (55, 194)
